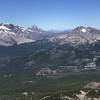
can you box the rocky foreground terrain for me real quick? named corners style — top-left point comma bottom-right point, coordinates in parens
top-left (40, 82), bottom-right (100, 100)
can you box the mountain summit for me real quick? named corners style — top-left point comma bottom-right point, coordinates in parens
top-left (49, 26), bottom-right (100, 45)
top-left (0, 23), bottom-right (49, 46)
top-left (73, 26), bottom-right (99, 34)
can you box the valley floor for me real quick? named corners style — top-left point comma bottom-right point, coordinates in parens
top-left (0, 71), bottom-right (100, 100)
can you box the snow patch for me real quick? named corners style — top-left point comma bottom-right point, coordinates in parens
top-left (0, 26), bottom-right (10, 31)
top-left (81, 28), bottom-right (87, 33)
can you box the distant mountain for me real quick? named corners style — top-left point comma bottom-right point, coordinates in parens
top-left (0, 23), bottom-right (34, 46)
top-left (49, 26), bottom-right (100, 45)
top-left (17, 25), bottom-right (49, 40)
top-left (0, 23), bottom-right (51, 46)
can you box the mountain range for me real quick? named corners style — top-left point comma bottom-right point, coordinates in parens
top-left (0, 23), bottom-right (100, 46)
top-left (0, 23), bottom-right (50, 46)
top-left (0, 23), bottom-right (100, 75)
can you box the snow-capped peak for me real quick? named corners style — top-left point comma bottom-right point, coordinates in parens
top-left (0, 25), bottom-right (16, 36)
top-left (0, 23), bottom-right (46, 46)
top-left (0, 25), bottom-right (10, 31)
top-left (73, 26), bottom-right (88, 33)
top-left (49, 26), bottom-right (100, 45)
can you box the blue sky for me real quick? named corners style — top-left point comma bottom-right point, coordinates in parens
top-left (0, 0), bottom-right (100, 30)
